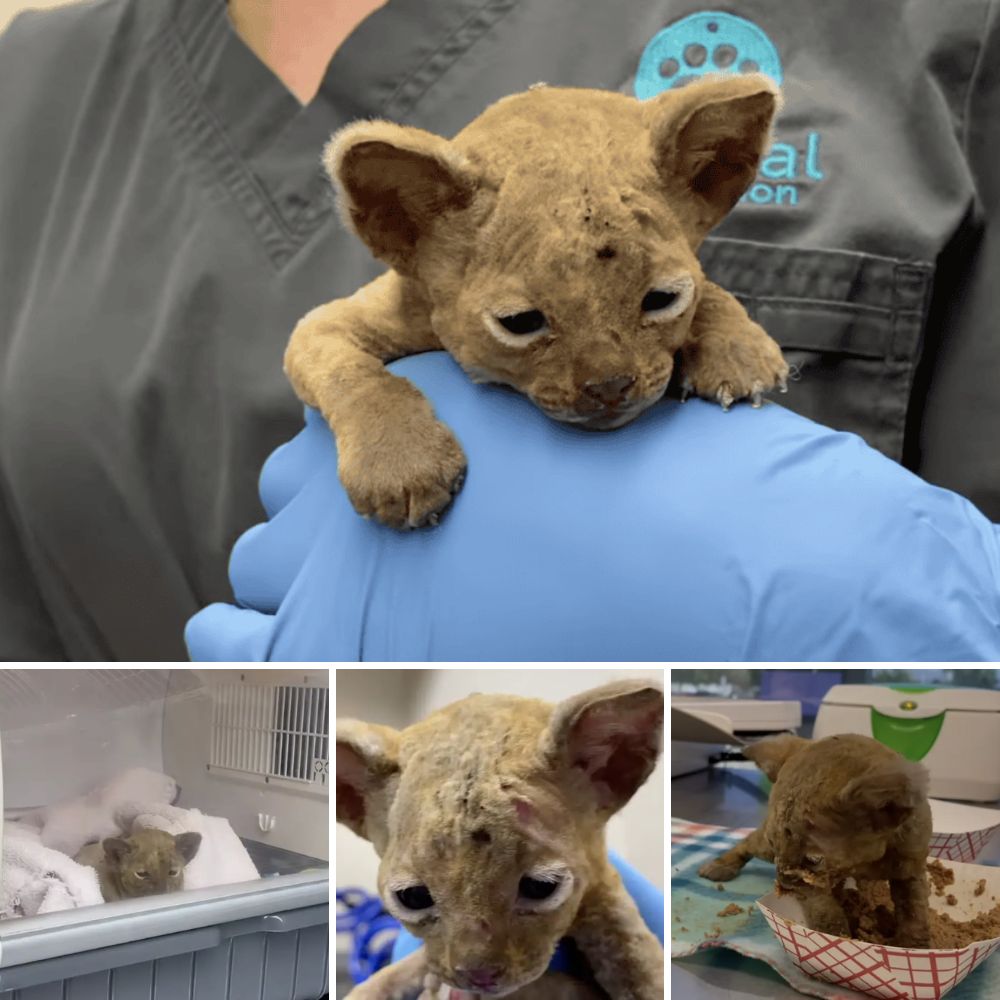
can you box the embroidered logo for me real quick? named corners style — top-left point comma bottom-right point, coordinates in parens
top-left (635, 11), bottom-right (823, 208)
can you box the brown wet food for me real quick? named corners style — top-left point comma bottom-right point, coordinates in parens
top-left (833, 869), bottom-right (1000, 949)
top-left (974, 879), bottom-right (986, 898)
top-left (717, 903), bottom-right (744, 917)
top-left (927, 859), bottom-right (955, 896)
top-left (946, 894), bottom-right (957, 906)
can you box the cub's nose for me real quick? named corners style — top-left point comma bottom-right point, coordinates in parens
top-left (455, 965), bottom-right (505, 991)
top-left (582, 374), bottom-right (636, 406)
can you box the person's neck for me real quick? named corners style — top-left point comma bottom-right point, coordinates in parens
top-left (227, 0), bottom-right (390, 105)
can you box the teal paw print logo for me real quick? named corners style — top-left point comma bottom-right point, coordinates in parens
top-left (635, 11), bottom-right (782, 99)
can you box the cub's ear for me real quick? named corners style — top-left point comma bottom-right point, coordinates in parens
top-left (839, 757), bottom-right (928, 830)
top-left (336, 719), bottom-right (401, 842)
top-left (174, 832), bottom-right (202, 863)
top-left (743, 734), bottom-right (809, 782)
top-left (102, 837), bottom-right (131, 864)
top-left (543, 680), bottom-right (663, 814)
top-left (324, 121), bottom-right (479, 274)
top-left (646, 74), bottom-right (780, 233)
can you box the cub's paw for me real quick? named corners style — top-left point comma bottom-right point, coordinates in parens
top-left (680, 320), bottom-right (789, 411)
top-left (338, 416), bottom-right (467, 530)
top-left (698, 857), bottom-right (743, 882)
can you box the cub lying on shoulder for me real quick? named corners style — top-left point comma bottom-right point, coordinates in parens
top-left (286, 75), bottom-right (788, 529)
top-left (75, 828), bottom-right (202, 902)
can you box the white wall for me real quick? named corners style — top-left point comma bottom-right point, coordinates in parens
top-left (335, 667), bottom-right (665, 894)
top-left (163, 668), bottom-right (330, 861)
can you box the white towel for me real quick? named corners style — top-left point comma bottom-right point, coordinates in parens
top-left (114, 801), bottom-right (260, 889)
top-left (18, 768), bottom-right (179, 858)
top-left (1, 822), bottom-right (103, 919)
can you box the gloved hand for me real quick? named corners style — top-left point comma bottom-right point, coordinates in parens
top-left (186, 352), bottom-right (1000, 660)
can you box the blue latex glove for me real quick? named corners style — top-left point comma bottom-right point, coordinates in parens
top-left (186, 352), bottom-right (1000, 660)
top-left (389, 850), bottom-right (663, 973)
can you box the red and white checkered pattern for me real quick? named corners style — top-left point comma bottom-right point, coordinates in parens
top-left (757, 902), bottom-right (1000, 1000)
top-left (928, 825), bottom-right (1000, 863)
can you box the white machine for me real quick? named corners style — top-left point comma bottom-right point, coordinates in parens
top-left (671, 697), bottom-right (802, 777)
top-left (814, 684), bottom-right (1000, 802)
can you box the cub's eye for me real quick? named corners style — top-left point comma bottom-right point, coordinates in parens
top-left (642, 289), bottom-right (678, 313)
top-left (497, 310), bottom-right (547, 335)
top-left (168, 869), bottom-right (180, 877)
top-left (518, 876), bottom-right (560, 901)
top-left (135, 871), bottom-right (149, 879)
top-left (395, 885), bottom-right (434, 911)
top-left (641, 276), bottom-right (694, 320)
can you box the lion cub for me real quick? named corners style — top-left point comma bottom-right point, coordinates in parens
top-left (286, 76), bottom-right (788, 529)
top-left (75, 828), bottom-right (202, 902)
top-left (337, 680), bottom-right (664, 1000)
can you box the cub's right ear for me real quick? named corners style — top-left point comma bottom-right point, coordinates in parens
top-left (324, 120), bottom-right (479, 275)
top-left (102, 837), bottom-right (131, 864)
top-left (336, 720), bottom-right (401, 842)
top-left (743, 734), bottom-right (810, 782)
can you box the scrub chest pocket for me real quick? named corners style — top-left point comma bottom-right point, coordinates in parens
top-left (701, 237), bottom-right (933, 461)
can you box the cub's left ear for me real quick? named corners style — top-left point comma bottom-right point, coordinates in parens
top-left (174, 832), bottom-right (202, 864)
top-left (543, 680), bottom-right (663, 814)
top-left (324, 120), bottom-right (479, 274)
top-left (646, 74), bottom-right (781, 233)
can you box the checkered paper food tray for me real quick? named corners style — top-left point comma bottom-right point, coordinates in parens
top-left (758, 898), bottom-right (1000, 1000)
top-left (671, 820), bottom-right (1000, 1000)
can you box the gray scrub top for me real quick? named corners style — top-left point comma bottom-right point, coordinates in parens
top-left (1, 0), bottom-right (998, 660)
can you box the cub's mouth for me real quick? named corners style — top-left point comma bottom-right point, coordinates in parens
top-left (541, 393), bottom-right (662, 430)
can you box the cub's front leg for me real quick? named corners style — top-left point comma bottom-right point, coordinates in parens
top-left (285, 270), bottom-right (466, 530)
top-left (572, 870), bottom-right (663, 1000)
top-left (680, 280), bottom-right (789, 410)
top-left (343, 949), bottom-right (429, 1000)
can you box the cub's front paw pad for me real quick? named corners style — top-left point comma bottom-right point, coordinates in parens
top-left (339, 421), bottom-right (467, 530)
top-left (698, 858), bottom-right (742, 882)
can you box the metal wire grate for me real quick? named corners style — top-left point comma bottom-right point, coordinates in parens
top-left (210, 681), bottom-right (329, 787)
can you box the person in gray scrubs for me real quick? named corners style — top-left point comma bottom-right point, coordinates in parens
top-left (1, 0), bottom-right (998, 660)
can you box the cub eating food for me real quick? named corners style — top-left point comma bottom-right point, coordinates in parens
top-left (337, 680), bottom-right (664, 998)
top-left (698, 733), bottom-right (932, 947)
top-left (286, 76), bottom-right (788, 529)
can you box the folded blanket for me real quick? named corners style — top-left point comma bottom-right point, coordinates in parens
top-left (18, 767), bottom-right (179, 858)
top-left (114, 801), bottom-right (260, 889)
top-left (1, 822), bottom-right (102, 919)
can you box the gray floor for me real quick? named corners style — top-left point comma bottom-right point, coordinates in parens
top-left (672, 759), bottom-right (1000, 999)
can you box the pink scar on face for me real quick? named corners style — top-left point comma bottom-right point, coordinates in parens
top-left (513, 798), bottom-right (535, 824)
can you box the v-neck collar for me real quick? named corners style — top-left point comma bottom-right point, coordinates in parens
top-left (168, 0), bottom-right (519, 163)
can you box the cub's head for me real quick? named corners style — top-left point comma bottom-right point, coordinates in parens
top-left (325, 76), bottom-right (778, 429)
top-left (102, 828), bottom-right (201, 897)
top-left (337, 680), bottom-right (663, 996)
top-left (745, 733), bottom-right (931, 872)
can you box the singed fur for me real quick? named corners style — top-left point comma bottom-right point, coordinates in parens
top-left (698, 733), bottom-right (933, 947)
top-left (337, 680), bottom-right (664, 999)
top-left (286, 77), bottom-right (788, 529)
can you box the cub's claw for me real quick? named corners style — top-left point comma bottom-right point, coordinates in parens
top-left (680, 377), bottom-right (694, 403)
top-left (750, 382), bottom-right (765, 409)
top-left (717, 385), bottom-right (735, 412)
top-left (777, 375), bottom-right (788, 394)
